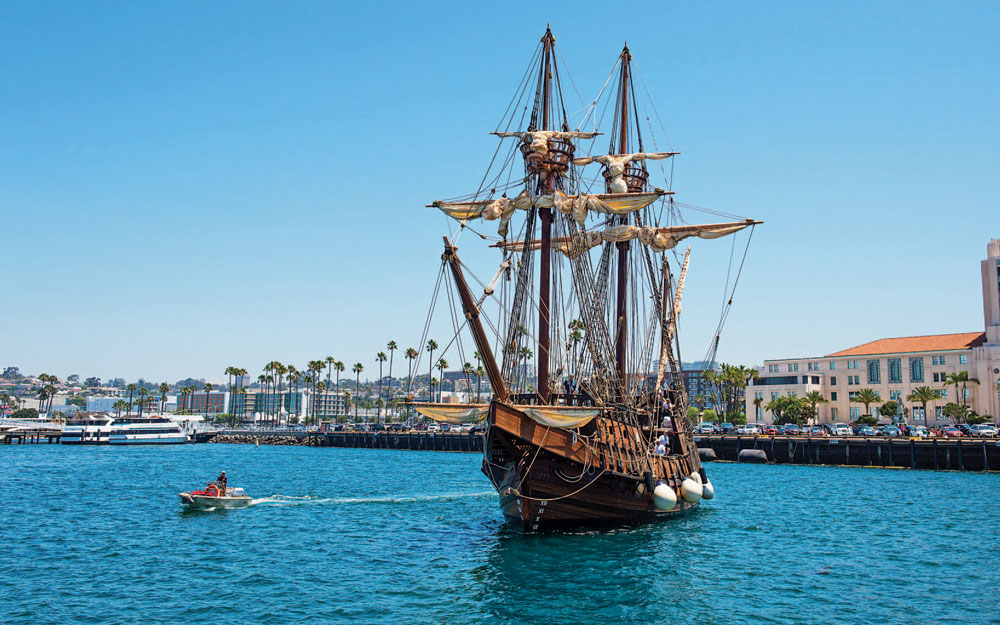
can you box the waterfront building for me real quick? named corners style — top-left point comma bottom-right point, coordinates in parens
top-left (746, 239), bottom-right (1000, 424)
top-left (230, 391), bottom-right (305, 419)
top-left (177, 391), bottom-right (227, 414)
top-left (308, 390), bottom-right (347, 419)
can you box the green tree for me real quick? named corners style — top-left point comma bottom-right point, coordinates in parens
top-left (906, 386), bottom-right (940, 422)
top-left (704, 363), bottom-right (760, 420)
top-left (425, 339), bottom-right (438, 401)
top-left (12, 408), bottom-right (39, 419)
top-left (878, 400), bottom-right (898, 421)
top-left (943, 371), bottom-right (979, 408)
top-left (752, 396), bottom-right (764, 422)
top-left (376, 352), bottom-right (387, 422)
top-left (687, 406), bottom-right (700, 420)
top-left (701, 408), bottom-right (719, 423)
top-left (803, 391), bottom-right (829, 424)
top-left (386, 340), bottom-right (398, 417)
top-left (942, 402), bottom-right (967, 423)
top-left (436, 357), bottom-right (448, 402)
top-left (851, 388), bottom-right (882, 416)
top-left (405, 348), bottom-right (419, 393)
top-left (352, 363), bottom-right (364, 420)
top-left (159, 382), bottom-right (170, 412)
top-left (126, 383), bottom-right (138, 415)
top-left (766, 396), bottom-right (808, 425)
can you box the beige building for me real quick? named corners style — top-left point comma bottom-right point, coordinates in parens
top-left (746, 239), bottom-right (1000, 425)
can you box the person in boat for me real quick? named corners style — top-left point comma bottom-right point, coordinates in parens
top-left (215, 471), bottom-right (227, 493)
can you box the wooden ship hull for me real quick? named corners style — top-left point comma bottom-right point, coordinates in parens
top-left (481, 402), bottom-right (702, 531)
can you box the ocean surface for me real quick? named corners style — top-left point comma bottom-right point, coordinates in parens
top-left (2, 444), bottom-right (998, 625)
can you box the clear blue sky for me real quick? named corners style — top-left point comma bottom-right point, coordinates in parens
top-left (2, 1), bottom-right (998, 383)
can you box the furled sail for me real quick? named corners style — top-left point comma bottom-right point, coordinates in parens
top-left (434, 190), bottom-right (667, 236)
top-left (411, 403), bottom-right (489, 424)
top-left (562, 220), bottom-right (759, 257)
top-left (497, 220), bottom-right (759, 256)
top-left (520, 406), bottom-right (602, 429)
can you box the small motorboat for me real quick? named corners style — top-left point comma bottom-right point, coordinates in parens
top-left (178, 483), bottom-right (251, 509)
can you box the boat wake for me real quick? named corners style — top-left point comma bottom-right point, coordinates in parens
top-left (249, 492), bottom-right (494, 507)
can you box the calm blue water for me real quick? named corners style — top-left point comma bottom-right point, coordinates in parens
top-left (2, 444), bottom-right (998, 624)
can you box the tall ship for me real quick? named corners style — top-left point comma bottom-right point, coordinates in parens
top-left (412, 28), bottom-right (760, 530)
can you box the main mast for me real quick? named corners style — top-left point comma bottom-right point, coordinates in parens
top-left (614, 45), bottom-right (632, 398)
top-left (536, 27), bottom-right (555, 404)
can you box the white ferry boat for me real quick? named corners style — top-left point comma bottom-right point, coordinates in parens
top-left (61, 414), bottom-right (115, 445)
top-left (109, 416), bottom-right (187, 445)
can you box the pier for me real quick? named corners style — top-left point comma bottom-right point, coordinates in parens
top-left (196, 429), bottom-right (484, 452)
top-left (695, 435), bottom-right (1000, 472)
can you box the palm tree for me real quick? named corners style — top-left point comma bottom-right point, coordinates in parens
top-left (426, 339), bottom-right (438, 400)
top-left (462, 362), bottom-right (474, 400)
top-left (204, 383), bottom-right (214, 418)
top-left (943, 371), bottom-right (980, 409)
top-left (180, 386), bottom-right (194, 414)
top-left (314, 382), bottom-right (326, 425)
top-left (752, 396), bottom-right (764, 423)
top-left (851, 388), bottom-right (881, 418)
top-left (159, 382), bottom-right (169, 413)
top-left (113, 400), bottom-right (128, 418)
top-left (475, 365), bottom-right (485, 403)
top-left (906, 386), bottom-right (941, 423)
top-left (137, 387), bottom-right (149, 418)
top-left (518, 346), bottom-right (532, 394)
top-left (126, 383), bottom-right (137, 415)
top-left (376, 352), bottom-right (387, 422)
top-left (405, 348), bottom-right (419, 393)
top-left (803, 391), bottom-right (829, 425)
top-left (436, 357), bottom-right (448, 402)
top-left (386, 340), bottom-right (398, 416)
top-left (326, 356), bottom-right (335, 384)
top-left (352, 363), bottom-right (364, 421)
top-left (287, 370), bottom-right (301, 421)
top-left (693, 393), bottom-right (705, 410)
top-left (334, 360), bottom-right (345, 415)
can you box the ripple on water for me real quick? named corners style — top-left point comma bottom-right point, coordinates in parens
top-left (1, 446), bottom-right (999, 624)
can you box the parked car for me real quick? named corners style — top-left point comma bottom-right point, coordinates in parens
top-left (736, 424), bottom-right (760, 435)
top-left (808, 425), bottom-right (828, 436)
top-left (970, 424), bottom-right (999, 437)
top-left (828, 423), bottom-right (851, 436)
top-left (940, 425), bottom-right (962, 438)
top-left (719, 422), bottom-right (736, 434)
top-left (427, 424), bottom-right (441, 433)
top-left (957, 424), bottom-right (976, 436)
top-left (881, 425), bottom-right (902, 437)
top-left (853, 425), bottom-right (876, 436)
top-left (696, 423), bottom-right (716, 435)
top-left (781, 424), bottom-right (802, 436)
top-left (760, 424), bottom-right (779, 436)
top-left (907, 425), bottom-right (929, 438)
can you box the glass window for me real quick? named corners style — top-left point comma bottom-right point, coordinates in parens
top-left (794, 364), bottom-right (799, 372)
top-left (867, 359), bottom-right (881, 384)
top-left (771, 392), bottom-right (779, 400)
top-left (960, 354), bottom-right (968, 364)
top-left (787, 364), bottom-right (793, 372)
top-left (889, 390), bottom-right (902, 402)
top-left (932, 356), bottom-right (939, 365)
top-left (831, 391), bottom-right (838, 401)
top-left (888, 358), bottom-right (902, 384)
top-left (788, 391), bottom-right (797, 398)
top-left (940, 356), bottom-right (946, 365)
top-left (933, 373), bottom-right (939, 382)
top-left (831, 407), bottom-right (839, 421)
top-left (830, 376), bottom-right (837, 385)
top-left (940, 389), bottom-right (947, 399)
top-left (909, 357), bottom-right (924, 383)
top-left (830, 362), bottom-right (837, 370)
top-left (935, 406), bottom-right (943, 419)
top-left (850, 407), bottom-right (861, 419)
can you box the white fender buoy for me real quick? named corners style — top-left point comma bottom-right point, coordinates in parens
top-left (689, 472), bottom-right (703, 485)
top-left (652, 483), bottom-right (678, 511)
top-left (680, 477), bottom-right (703, 503)
top-left (702, 480), bottom-right (715, 500)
